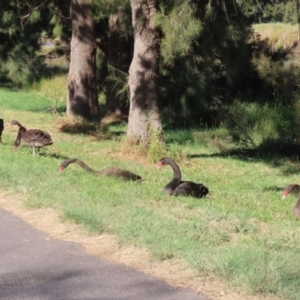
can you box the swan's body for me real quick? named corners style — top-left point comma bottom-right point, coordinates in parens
top-left (59, 158), bottom-right (143, 182)
top-left (0, 119), bottom-right (3, 144)
top-left (9, 120), bottom-right (53, 155)
top-left (157, 157), bottom-right (209, 198)
top-left (282, 184), bottom-right (300, 217)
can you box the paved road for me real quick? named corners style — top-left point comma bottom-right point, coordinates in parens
top-left (0, 209), bottom-right (208, 300)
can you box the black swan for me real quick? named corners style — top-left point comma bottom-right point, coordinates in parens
top-left (157, 157), bottom-right (209, 198)
top-left (59, 158), bottom-right (144, 182)
top-left (8, 120), bottom-right (53, 155)
top-left (0, 119), bottom-right (3, 144)
top-left (282, 184), bottom-right (300, 217)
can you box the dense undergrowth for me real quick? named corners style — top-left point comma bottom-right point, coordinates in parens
top-left (1, 88), bottom-right (300, 300)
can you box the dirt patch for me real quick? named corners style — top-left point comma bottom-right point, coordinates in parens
top-left (0, 190), bottom-right (280, 300)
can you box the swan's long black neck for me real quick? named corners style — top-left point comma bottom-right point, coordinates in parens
top-left (74, 159), bottom-right (96, 174)
top-left (290, 185), bottom-right (300, 217)
top-left (14, 127), bottom-right (26, 147)
top-left (166, 159), bottom-right (182, 181)
top-left (290, 184), bottom-right (300, 196)
top-left (13, 121), bottom-right (26, 130)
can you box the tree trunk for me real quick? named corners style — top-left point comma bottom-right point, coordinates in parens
top-left (106, 7), bottom-right (132, 117)
top-left (67, 0), bottom-right (99, 121)
top-left (127, 0), bottom-right (162, 145)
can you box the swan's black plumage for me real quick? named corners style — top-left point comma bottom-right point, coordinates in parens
top-left (59, 158), bottom-right (143, 182)
top-left (157, 157), bottom-right (209, 198)
top-left (9, 120), bottom-right (53, 155)
top-left (0, 119), bottom-right (3, 144)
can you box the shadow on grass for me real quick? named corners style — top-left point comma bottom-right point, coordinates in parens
top-left (188, 139), bottom-right (300, 173)
top-left (262, 185), bottom-right (285, 192)
top-left (59, 122), bottom-right (99, 134)
top-left (39, 152), bottom-right (70, 160)
top-left (58, 113), bottom-right (128, 141)
top-left (164, 130), bottom-right (195, 145)
top-left (31, 104), bottom-right (66, 115)
top-left (58, 121), bottom-right (118, 142)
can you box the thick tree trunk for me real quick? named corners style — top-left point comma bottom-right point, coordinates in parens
top-left (67, 0), bottom-right (99, 121)
top-left (106, 7), bottom-right (132, 117)
top-left (127, 0), bottom-right (162, 145)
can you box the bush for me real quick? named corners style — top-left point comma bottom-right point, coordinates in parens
top-left (223, 98), bottom-right (296, 146)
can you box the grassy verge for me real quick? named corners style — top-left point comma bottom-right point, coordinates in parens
top-left (1, 88), bottom-right (300, 299)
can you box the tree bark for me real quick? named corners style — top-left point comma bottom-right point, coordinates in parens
top-left (67, 0), bottom-right (99, 121)
top-left (106, 7), bottom-right (132, 117)
top-left (127, 0), bottom-right (162, 145)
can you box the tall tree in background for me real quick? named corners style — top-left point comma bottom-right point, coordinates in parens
top-left (67, 0), bottom-right (99, 121)
top-left (106, 4), bottom-right (132, 117)
top-left (127, 0), bottom-right (162, 145)
top-left (126, 0), bottom-right (203, 143)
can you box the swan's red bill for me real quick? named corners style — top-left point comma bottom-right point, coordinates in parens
top-left (282, 191), bottom-right (288, 199)
top-left (58, 166), bottom-right (64, 173)
top-left (157, 161), bottom-right (163, 169)
top-left (13, 145), bottom-right (18, 152)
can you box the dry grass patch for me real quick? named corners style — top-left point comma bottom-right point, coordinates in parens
top-left (253, 23), bottom-right (299, 51)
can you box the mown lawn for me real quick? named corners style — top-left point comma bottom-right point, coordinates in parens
top-left (1, 88), bottom-right (300, 300)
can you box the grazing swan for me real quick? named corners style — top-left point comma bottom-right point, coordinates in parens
top-left (8, 120), bottom-right (53, 155)
top-left (59, 158), bottom-right (144, 182)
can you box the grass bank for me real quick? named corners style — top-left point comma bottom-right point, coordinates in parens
top-left (1, 88), bottom-right (300, 299)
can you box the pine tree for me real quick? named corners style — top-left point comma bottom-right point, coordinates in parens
top-left (0, 1), bottom-right (47, 86)
top-left (157, 0), bottom-right (256, 126)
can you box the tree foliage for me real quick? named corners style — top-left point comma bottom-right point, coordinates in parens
top-left (155, 2), bottom-right (202, 65)
top-left (0, 1), bottom-right (44, 86)
top-left (156, 0), bottom-right (256, 126)
top-left (1, 0), bottom-right (300, 140)
top-left (241, 0), bottom-right (298, 23)
top-left (0, 0), bottom-right (71, 86)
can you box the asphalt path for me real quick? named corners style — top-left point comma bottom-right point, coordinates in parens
top-left (0, 209), bottom-right (208, 300)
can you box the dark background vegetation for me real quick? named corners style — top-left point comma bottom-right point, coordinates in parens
top-left (1, 0), bottom-right (300, 153)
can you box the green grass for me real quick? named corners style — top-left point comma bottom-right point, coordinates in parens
top-left (0, 88), bottom-right (65, 113)
top-left (1, 88), bottom-right (300, 299)
top-left (29, 74), bottom-right (68, 105)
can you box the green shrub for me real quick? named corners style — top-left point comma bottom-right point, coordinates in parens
top-left (223, 98), bottom-right (295, 146)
